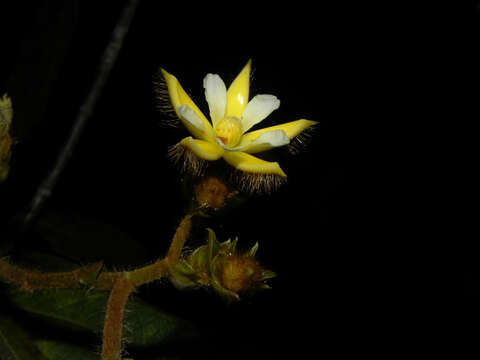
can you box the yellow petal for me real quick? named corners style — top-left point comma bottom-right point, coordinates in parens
top-left (160, 68), bottom-right (215, 141)
top-left (239, 119), bottom-right (316, 151)
top-left (222, 151), bottom-right (287, 177)
top-left (180, 137), bottom-right (224, 161)
top-left (177, 105), bottom-right (210, 140)
top-left (225, 59), bottom-right (251, 119)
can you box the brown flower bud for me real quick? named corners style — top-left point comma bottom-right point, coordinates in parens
top-left (194, 176), bottom-right (233, 209)
top-left (216, 255), bottom-right (263, 293)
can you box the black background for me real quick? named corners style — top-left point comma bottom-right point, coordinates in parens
top-left (0, 1), bottom-right (401, 359)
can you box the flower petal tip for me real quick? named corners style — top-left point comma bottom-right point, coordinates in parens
top-left (154, 68), bottom-right (181, 125)
top-left (168, 142), bottom-right (207, 176)
top-left (287, 119), bottom-right (318, 155)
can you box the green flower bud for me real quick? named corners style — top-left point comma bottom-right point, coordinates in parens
top-left (173, 228), bottom-right (275, 301)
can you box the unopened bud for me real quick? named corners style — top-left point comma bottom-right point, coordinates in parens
top-left (170, 228), bottom-right (275, 301)
top-left (215, 255), bottom-right (263, 293)
top-left (194, 177), bottom-right (236, 210)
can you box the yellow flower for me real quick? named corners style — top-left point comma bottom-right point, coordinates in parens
top-left (159, 60), bottom-right (316, 192)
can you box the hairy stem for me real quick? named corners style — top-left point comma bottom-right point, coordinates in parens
top-left (166, 214), bottom-right (193, 264)
top-left (0, 259), bottom-right (87, 291)
top-left (0, 212), bottom-right (195, 292)
top-left (126, 258), bottom-right (169, 287)
top-left (101, 274), bottom-right (134, 360)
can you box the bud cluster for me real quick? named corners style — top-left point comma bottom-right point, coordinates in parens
top-left (169, 228), bottom-right (275, 301)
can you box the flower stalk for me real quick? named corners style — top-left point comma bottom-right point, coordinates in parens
top-left (0, 213), bottom-right (195, 360)
top-left (166, 214), bottom-right (193, 264)
top-left (101, 274), bottom-right (135, 360)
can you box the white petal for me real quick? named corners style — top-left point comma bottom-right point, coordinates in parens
top-left (242, 130), bottom-right (290, 153)
top-left (177, 105), bottom-right (206, 133)
top-left (240, 94), bottom-right (280, 133)
top-left (203, 74), bottom-right (227, 127)
top-left (254, 129), bottom-right (290, 147)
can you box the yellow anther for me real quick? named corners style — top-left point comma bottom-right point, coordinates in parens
top-left (214, 116), bottom-right (243, 148)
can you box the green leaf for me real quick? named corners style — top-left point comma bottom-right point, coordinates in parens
top-left (219, 236), bottom-right (239, 254)
top-left (35, 210), bottom-right (150, 267)
top-left (188, 245), bottom-right (209, 272)
top-left (0, 314), bottom-right (49, 360)
top-left (8, 289), bottom-right (197, 346)
top-left (229, 237), bottom-right (238, 253)
top-left (210, 279), bottom-right (240, 302)
top-left (248, 242), bottom-right (259, 257)
top-left (123, 296), bottom-right (197, 346)
top-left (206, 228), bottom-right (220, 272)
top-left (35, 340), bottom-right (98, 360)
top-left (209, 255), bottom-right (240, 302)
top-left (168, 260), bottom-right (197, 289)
top-left (261, 270), bottom-right (277, 280)
top-left (7, 289), bottom-right (106, 334)
top-left (207, 229), bottom-right (220, 255)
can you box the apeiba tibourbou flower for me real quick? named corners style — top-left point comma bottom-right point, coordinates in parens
top-left (156, 60), bottom-right (316, 193)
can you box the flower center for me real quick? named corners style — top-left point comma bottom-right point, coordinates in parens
top-left (215, 116), bottom-right (243, 148)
